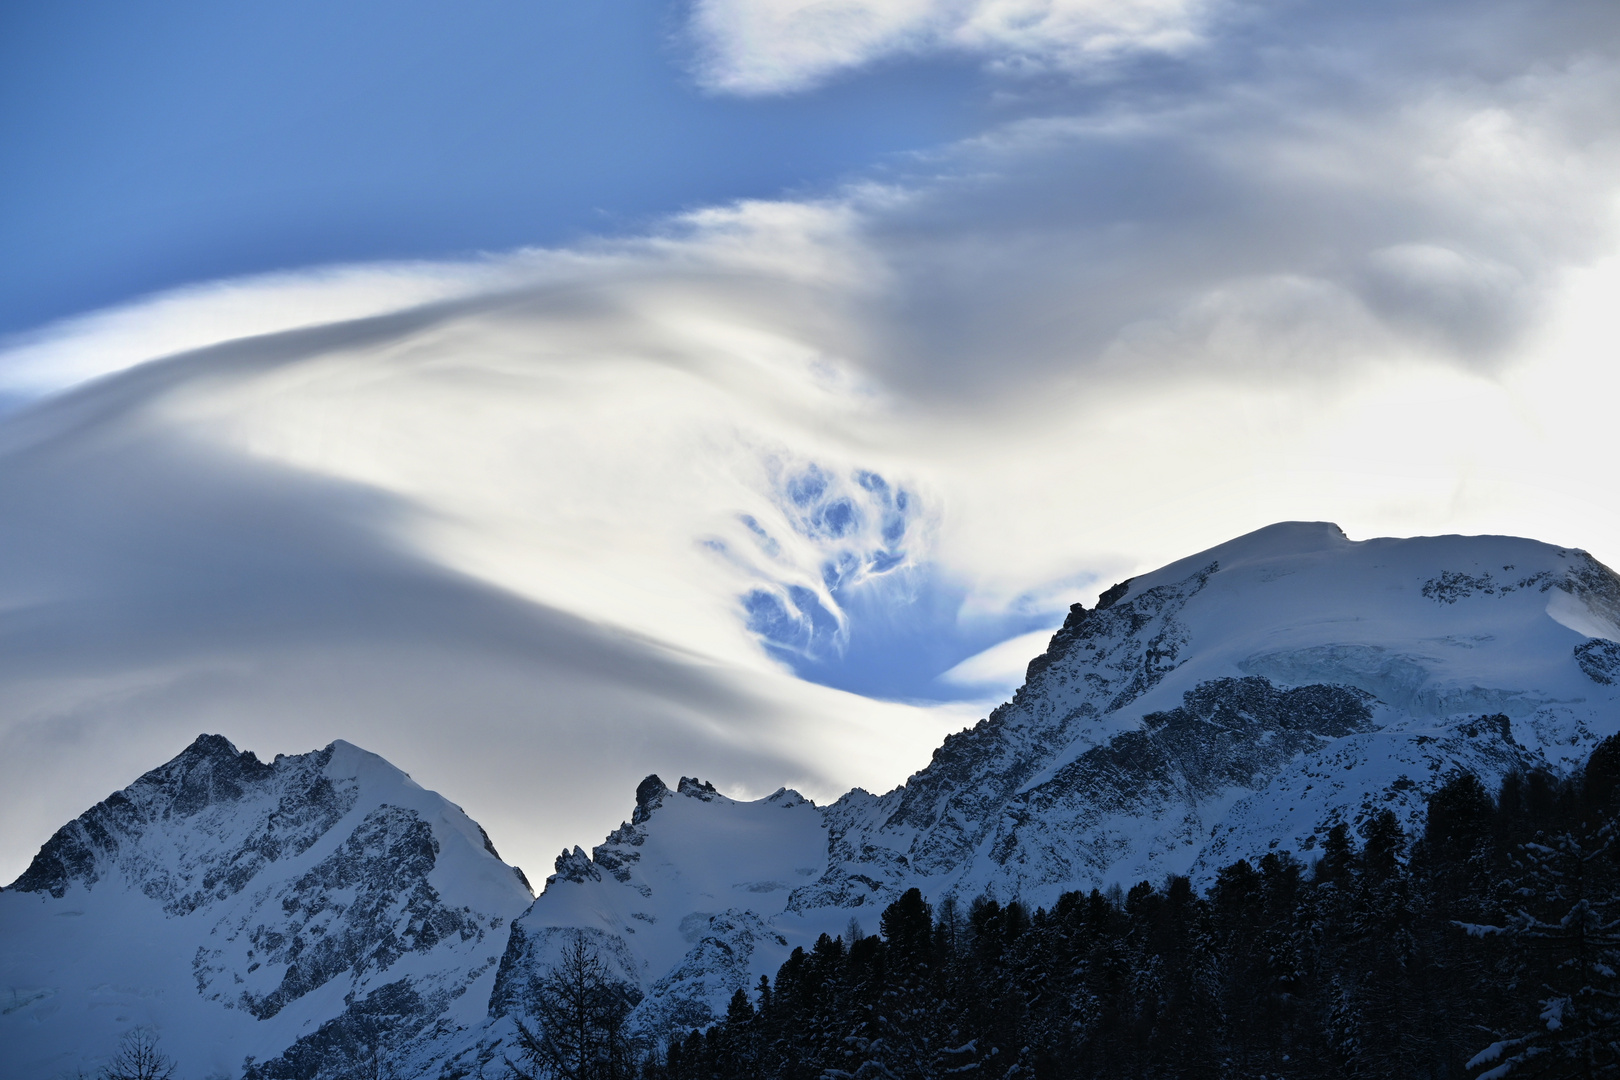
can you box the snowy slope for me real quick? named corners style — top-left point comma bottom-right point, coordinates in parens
top-left (480, 775), bottom-right (829, 1048)
top-left (0, 734), bottom-right (534, 1080)
top-left (488, 523), bottom-right (1620, 1036)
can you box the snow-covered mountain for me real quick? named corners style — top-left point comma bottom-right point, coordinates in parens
top-left (480, 776), bottom-right (828, 1046)
top-left (6, 522), bottom-right (1620, 1074)
top-left (497, 523), bottom-right (1620, 1037)
top-left (0, 735), bottom-right (534, 1080)
top-left (799, 521), bottom-right (1620, 909)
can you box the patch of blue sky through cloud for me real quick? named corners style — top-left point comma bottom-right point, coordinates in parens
top-left (0, 0), bottom-right (987, 336)
top-left (720, 460), bottom-right (1069, 703)
top-left (788, 571), bottom-right (1065, 704)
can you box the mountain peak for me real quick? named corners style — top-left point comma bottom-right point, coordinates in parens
top-left (0, 736), bottom-right (534, 1079)
top-left (793, 526), bottom-right (1620, 913)
top-left (677, 776), bottom-right (721, 800)
top-left (181, 731), bottom-right (244, 760)
top-left (633, 774), bottom-right (669, 825)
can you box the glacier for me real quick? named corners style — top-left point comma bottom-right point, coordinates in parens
top-left (5, 521), bottom-right (1620, 1077)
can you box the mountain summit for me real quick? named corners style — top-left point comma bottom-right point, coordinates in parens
top-left (502, 523), bottom-right (1620, 1038)
top-left (0, 735), bottom-right (534, 1079)
top-left (806, 521), bottom-right (1620, 907)
top-left (5, 523), bottom-right (1619, 1076)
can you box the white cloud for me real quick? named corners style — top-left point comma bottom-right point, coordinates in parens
top-left (685, 0), bottom-right (1211, 94)
top-left (686, 0), bottom-right (1218, 93)
top-left (0, 260), bottom-right (542, 398)
top-left (939, 626), bottom-right (1061, 689)
top-left (6, 217), bottom-right (1620, 883)
top-left (4, 0), bottom-right (1620, 883)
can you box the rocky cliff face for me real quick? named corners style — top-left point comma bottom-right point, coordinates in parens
top-left (0, 735), bottom-right (533, 1080)
top-left (11, 735), bottom-right (355, 906)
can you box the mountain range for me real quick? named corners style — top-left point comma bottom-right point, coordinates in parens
top-left (5, 521), bottom-right (1619, 1078)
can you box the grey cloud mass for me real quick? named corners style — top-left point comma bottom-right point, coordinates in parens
top-left (845, 0), bottom-right (1620, 402)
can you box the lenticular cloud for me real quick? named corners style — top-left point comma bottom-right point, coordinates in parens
top-left (3, 0), bottom-right (1620, 895)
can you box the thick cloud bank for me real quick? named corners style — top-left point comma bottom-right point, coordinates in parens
top-left (1, 0), bottom-right (1618, 882)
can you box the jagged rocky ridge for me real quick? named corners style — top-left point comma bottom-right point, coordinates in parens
top-left (5, 522), bottom-right (1620, 1078)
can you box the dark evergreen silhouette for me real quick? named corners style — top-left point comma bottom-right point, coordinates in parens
top-left (616, 731), bottom-right (1620, 1080)
top-left (506, 934), bottom-right (644, 1080)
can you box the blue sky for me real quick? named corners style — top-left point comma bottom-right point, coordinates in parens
top-left (2, 0), bottom-right (1619, 881)
top-left (0, 0), bottom-right (985, 336)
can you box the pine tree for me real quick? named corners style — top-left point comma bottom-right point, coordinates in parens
top-left (507, 933), bottom-right (644, 1080)
top-left (862, 888), bottom-right (942, 1079)
top-left (666, 740), bottom-right (1620, 1080)
top-left (1411, 772), bottom-right (1509, 1074)
top-left (1343, 810), bottom-right (1428, 1077)
top-left (1471, 831), bottom-right (1620, 1075)
top-left (1466, 747), bottom-right (1620, 1078)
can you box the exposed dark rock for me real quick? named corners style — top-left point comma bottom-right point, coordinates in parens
top-left (232, 805), bottom-right (480, 1020)
top-left (633, 774), bottom-right (669, 824)
top-left (677, 777), bottom-right (719, 800)
top-left (1096, 578), bottom-right (1133, 610)
top-left (241, 979), bottom-right (429, 1080)
top-left (1577, 638), bottom-right (1620, 686)
top-left (550, 845), bottom-right (600, 885)
top-left (1422, 568), bottom-right (1554, 603)
top-left (1038, 677), bottom-right (1375, 810)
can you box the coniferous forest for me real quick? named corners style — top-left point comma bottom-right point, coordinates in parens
top-left (512, 729), bottom-right (1620, 1080)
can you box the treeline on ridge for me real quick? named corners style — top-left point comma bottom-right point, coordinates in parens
top-left (510, 726), bottom-right (1620, 1080)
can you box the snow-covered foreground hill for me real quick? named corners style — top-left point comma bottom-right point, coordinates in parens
top-left (6, 522), bottom-right (1620, 1076)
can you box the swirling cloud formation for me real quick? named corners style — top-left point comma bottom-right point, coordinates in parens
top-left (1, 0), bottom-right (1618, 884)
